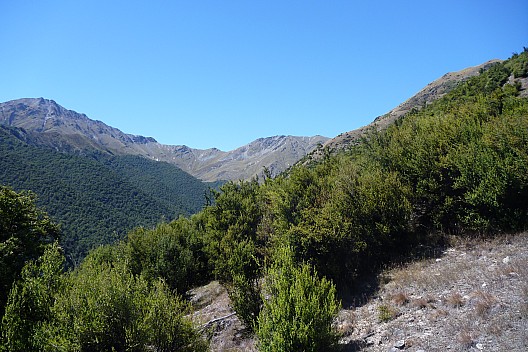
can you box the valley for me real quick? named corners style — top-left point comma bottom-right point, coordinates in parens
top-left (1, 50), bottom-right (527, 351)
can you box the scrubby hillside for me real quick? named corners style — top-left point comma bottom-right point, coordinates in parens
top-left (188, 232), bottom-right (528, 351)
top-left (2, 51), bottom-right (527, 351)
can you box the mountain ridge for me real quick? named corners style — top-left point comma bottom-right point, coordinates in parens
top-left (319, 59), bottom-right (503, 154)
top-left (0, 98), bottom-right (328, 181)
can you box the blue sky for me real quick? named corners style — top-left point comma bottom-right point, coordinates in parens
top-left (1, 1), bottom-right (527, 151)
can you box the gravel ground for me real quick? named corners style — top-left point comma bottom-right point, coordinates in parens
top-left (338, 232), bottom-right (528, 352)
top-left (189, 232), bottom-right (528, 351)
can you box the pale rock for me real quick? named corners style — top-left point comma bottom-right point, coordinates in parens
top-left (394, 339), bottom-right (405, 349)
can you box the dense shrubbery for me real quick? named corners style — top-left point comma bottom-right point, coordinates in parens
top-left (1, 190), bottom-right (208, 352)
top-left (1, 243), bottom-right (63, 351)
top-left (363, 64), bottom-right (528, 235)
top-left (505, 48), bottom-right (528, 78)
top-left (2, 51), bottom-right (527, 351)
top-left (250, 54), bottom-right (528, 288)
top-left (35, 257), bottom-right (206, 352)
top-left (126, 217), bottom-right (211, 294)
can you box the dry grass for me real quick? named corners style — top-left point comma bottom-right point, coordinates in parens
top-left (391, 291), bottom-right (409, 306)
top-left (428, 308), bottom-right (449, 321)
top-left (411, 297), bottom-right (429, 309)
top-left (335, 310), bottom-right (355, 336)
top-left (457, 328), bottom-right (475, 349)
top-left (339, 232), bottom-right (528, 352)
top-left (445, 292), bottom-right (465, 308)
top-left (472, 290), bottom-right (497, 317)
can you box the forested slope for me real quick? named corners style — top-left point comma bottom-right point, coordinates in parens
top-left (0, 126), bottom-right (216, 263)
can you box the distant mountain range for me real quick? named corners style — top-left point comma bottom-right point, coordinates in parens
top-left (0, 98), bottom-right (328, 181)
top-left (0, 97), bottom-right (327, 262)
top-left (2, 57), bottom-right (516, 262)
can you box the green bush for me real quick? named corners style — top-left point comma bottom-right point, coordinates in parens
top-left (228, 271), bottom-right (262, 332)
top-left (505, 51), bottom-right (528, 78)
top-left (223, 239), bottom-right (263, 331)
top-left (0, 186), bottom-right (60, 316)
top-left (35, 258), bottom-right (207, 351)
top-left (126, 217), bottom-right (210, 294)
top-left (204, 180), bottom-right (265, 331)
top-left (1, 243), bottom-right (64, 352)
top-left (257, 246), bottom-right (340, 352)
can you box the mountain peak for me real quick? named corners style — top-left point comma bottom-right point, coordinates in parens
top-left (0, 98), bottom-right (327, 181)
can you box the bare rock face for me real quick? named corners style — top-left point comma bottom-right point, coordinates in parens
top-left (0, 98), bottom-right (328, 181)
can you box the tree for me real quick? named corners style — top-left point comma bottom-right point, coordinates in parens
top-left (204, 179), bottom-right (265, 331)
top-left (0, 186), bottom-right (60, 316)
top-left (257, 246), bottom-right (340, 352)
top-left (1, 242), bottom-right (64, 351)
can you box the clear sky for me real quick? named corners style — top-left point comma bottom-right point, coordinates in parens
top-left (1, 1), bottom-right (527, 151)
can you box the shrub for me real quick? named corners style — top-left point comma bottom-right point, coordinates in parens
top-left (224, 239), bottom-right (263, 331)
top-left (35, 258), bottom-right (207, 351)
top-left (126, 217), bottom-right (210, 294)
top-left (377, 304), bottom-right (399, 323)
top-left (257, 246), bottom-right (340, 352)
top-left (0, 186), bottom-right (60, 315)
top-left (1, 243), bottom-right (64, 352)
top-left (204, 180), bottom-right (265, 331)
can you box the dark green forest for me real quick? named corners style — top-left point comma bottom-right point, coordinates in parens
top-left (0, 129), bottom-right (219, 264)
top-left (1, 51), bottom-right (527, 351)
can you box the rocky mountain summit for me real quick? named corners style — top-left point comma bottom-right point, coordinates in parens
top-left (0, 98), bottom-right (327, 181)
top-left (0, 98), bottom-right (158, 153)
